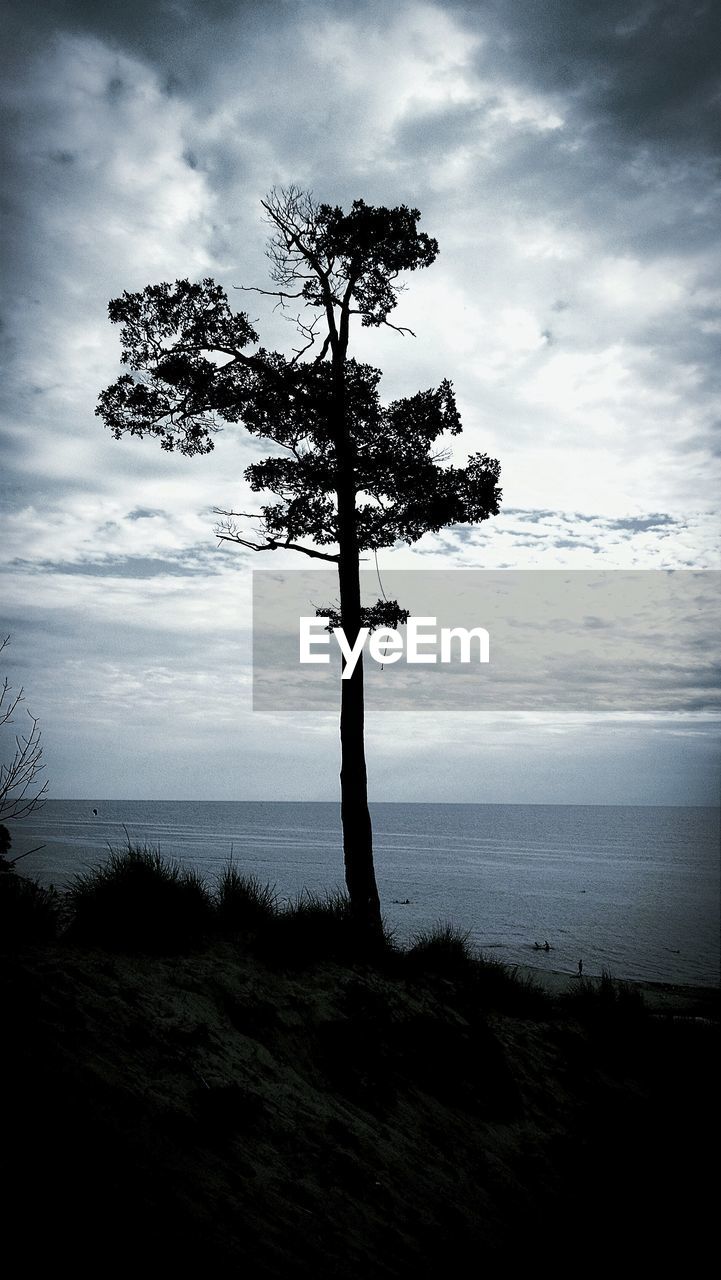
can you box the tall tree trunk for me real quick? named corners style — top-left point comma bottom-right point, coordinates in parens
top-left (332, 358), bottom-right (382, 936)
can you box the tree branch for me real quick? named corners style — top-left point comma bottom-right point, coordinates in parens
top-left (347, 312), bottom-right (416, 337)
top-left (6, 842), bottom-right (47, 866)
top-left (0, 708), bottom-right (48, 822)
top-left (233, 284), bottom-right (306, 305)
top-left (216, 531), bottom-right (339, 562)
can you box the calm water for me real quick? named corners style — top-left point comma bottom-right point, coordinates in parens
top-left (8, 801), bottom-right (720, 987)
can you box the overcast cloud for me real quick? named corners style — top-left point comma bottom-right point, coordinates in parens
top-left (1, 0), bottom-right (719, 803)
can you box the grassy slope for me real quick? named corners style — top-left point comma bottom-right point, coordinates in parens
top-left (2, 936), bottom-right (718, 1276)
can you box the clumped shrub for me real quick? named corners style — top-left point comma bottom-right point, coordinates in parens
top-left (405, 925), bottom-right (549, 1015)
top-left (215, 865), bottom-right (277, 934)
top-left (0, 866), bottom-right (60, 947)
top-left (560, 968), bottom-right (646, 1025)
top-left (260, 889), bottom-right (394, 968)
top-left (406, 922), bottom-right (477, 979)
top-left (66, 843), bottom-right (214, 952)
top-left (474, 953), bottom-right (550, 1017)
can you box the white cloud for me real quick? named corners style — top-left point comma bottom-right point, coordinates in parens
top-left (2, 0), bottom-right (719, 800)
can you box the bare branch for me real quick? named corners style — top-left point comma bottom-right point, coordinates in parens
top-left (213, 507), bottom-right (261, 518)
top-left (261, 187), bottom-right (341, 352)
top-left (289, 310), bottom-right (323, 364)
top-left (216, 530), bottom-right (339, 562)
top-left (214, 508), bottom-right (339, 561)
top-left (0, 708), bottom-right (48, 822)
top-left (380, 318), bottom-right (416, 337)
top-left (1, 639), bottom-right (48, 824)
top-left (348, 312), bottom-right (416, 338)
top-left (1, 675), bottom-right (24, 727)
top-left (233, 284), bottom-right (306, 305)
top-left (6, 842), bottom-right (47, 866)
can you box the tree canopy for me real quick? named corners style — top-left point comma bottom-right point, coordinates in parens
top-left (97, 188), bottom-right (502, 931)
top-left (97, 192), bottom-right (501, 569)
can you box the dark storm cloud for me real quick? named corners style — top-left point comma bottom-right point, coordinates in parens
top-left (456, 0), bottom-right (721, 156)
top-left (378, 1), bottom-right (721, 277)
top-left (2, 0), bottom-right (276, 66)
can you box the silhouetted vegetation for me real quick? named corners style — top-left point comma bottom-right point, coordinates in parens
top-left (560, 967), bottom-right (647, 1024)
top-left (1, 636), bottom-right (48, 824)
top-left (0, 860), bottom-right (60, 947)
top-left (261, 888), bottom-right (397, 968)
top-left (0, 846), bottom-right (709, 1030)
top-left (2, 850), bottom-right (717, 1277)
top-left (66, 843), bottom-right (214, 951)
top-left (405, 921), bottom-right (549, 1016)
top-left (215, 864), bottom-right (278, 933)
top-left (473, 952), bottom-right (550, 1017)
top-left (407, 920), bottom-right (477, 977)
top-left (0, 847), bottom-right (652, 1031)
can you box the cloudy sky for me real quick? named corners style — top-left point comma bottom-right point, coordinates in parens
top-left (1, 0), bottom-right (719, 804)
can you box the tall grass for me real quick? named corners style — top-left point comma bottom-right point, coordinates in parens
top-left (407, 921), bottom-right (477, 978)
top-left (560, 968), bottom-right (647, 1024)
top-left (215, 865), bottom-right (277, 933)
top-left (474, 952), bottom-right (549, 1017)
top-left (67, 842), bottom-right (214, 952)
top-left (259, 888), bottom-right (396, 968)
top-left (406, 922), bottom-right (549, 1015)
top-left (7, 844), bottom-right (639, 1030)
top-left (0, 865), bottom-right (61, 947)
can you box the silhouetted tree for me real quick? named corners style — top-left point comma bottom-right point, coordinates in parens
top-left (0, 636), bottom-right (48, 863)
top-left (97, 188), bottom-right (501, 933)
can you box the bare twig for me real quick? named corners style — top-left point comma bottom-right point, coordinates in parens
top-left (233, 284), bottom-right (306, 306)
top-left (1, 640), bottom-right (48, 823)
top-left (0, 708), bottom-right (48, 821)
top-left (7, 842), bottom-right (47, 866)
top-left (216, 529), bottom-right (339, 562)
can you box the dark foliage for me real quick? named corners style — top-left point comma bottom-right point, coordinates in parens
top-left (258, 888), bottom-right (395, 968)
top-left (559, 967), bottom-right (647, 1026)
top-left (407, 920), bottom-right (477, 978)
top-left (66, 843), bottom-right (214, 952)
top-left (406, 922), bottom-right (550, 1016)
top-left (215, 864), bottom-right (277, 934)
top-left (0, 863), bottom-right (60, 947)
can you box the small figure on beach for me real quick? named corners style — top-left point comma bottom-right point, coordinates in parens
top-left (578, 958), bottom-right (583, 977)
top-left (92, 808), bottom-right (98, 816)
top-left (543, 940), bottom-right (550, 952)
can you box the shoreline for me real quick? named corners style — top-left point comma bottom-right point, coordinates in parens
top-left (517, 962), bottom-right (719, 1016)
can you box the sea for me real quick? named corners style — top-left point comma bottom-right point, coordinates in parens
top-left (7, 801), bottom-right (720, 988)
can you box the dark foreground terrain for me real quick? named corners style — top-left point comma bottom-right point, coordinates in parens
top-left (3, 942), bottom-right (719, 1275)
top-left (1, 852), bottom-right (718, 1275)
